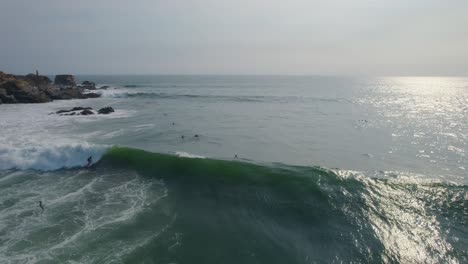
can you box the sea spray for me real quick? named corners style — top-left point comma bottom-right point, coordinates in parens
top-left (0, 143), bottom-right (108, 171)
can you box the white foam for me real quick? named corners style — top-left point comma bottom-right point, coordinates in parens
top-left (98, 88), bottom-right (133, 98)
top-left (0, 101), bottom-right (111, 171)
top-left (0, 169), bottom-right (169, 263)
top-left (0, 143), bottom-right (108, 171)
top-left (175, 151), bottom-right (205, 159)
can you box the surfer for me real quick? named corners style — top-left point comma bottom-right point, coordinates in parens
top-left (38, 201), bottom-right (44, 211)
top-left (86, 156), bottom-right (92, 167)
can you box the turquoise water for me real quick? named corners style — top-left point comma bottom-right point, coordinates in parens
top-left (0, 76), bottom-right (466, 263)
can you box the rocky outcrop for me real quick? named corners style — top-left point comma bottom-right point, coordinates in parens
top-left (80, 81), bottom-right (97, 90)
top-left (80, 109), bottom-right (94, 115)
top-left (17, 74), bottom-right (52, 87)
top-left (85, 92), bottom-right (101, 98)
top-left (47, 88), bottom-right (100, 100)
top-left (0, 72), bottom-right (51, 103)
top-left (56, 107), bottom-right (92, 114)
top-left (53, 106), bottom-right (115, 116)
top-left (98, 106), bottom-right (114, 114)
top-left (0, 71), bottom-right (101, 104)
top-left (79, 82), bottom-right (110, 90)
top-left (54, 75), bottom-right (76, 87)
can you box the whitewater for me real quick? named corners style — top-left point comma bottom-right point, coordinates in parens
top-left (0, 75), bottom-right (466, 263)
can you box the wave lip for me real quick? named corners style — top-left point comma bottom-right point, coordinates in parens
top-left (0, 143), bottom-right (109, 171)
top-left (175, 151), bottom-right (205, 159)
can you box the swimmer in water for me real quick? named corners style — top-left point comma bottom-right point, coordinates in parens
top-left (38, 201), bottom-right (44, 211)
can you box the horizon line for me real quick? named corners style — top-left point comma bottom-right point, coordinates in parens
top-left (3, 70), bottom-right (467, 78)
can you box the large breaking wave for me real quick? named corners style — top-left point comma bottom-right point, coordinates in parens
top-left (96, 146), bottom-right (467, 263)
top-left (0, 145), bottom-right (466, 263)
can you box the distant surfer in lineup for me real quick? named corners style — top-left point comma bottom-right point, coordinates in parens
top-left (86, 156), bottom-right (93, 168)
top-left (38, 201), bottom-right (44, 211)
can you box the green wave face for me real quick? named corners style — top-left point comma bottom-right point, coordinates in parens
top-left (97, 147), bottom-right (467, 264)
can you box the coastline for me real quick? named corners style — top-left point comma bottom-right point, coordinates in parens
top-left (0, 71), bottom-right (103, 104)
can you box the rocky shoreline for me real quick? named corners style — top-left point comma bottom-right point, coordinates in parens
top-left (51, 106), bottom-right (115, 116)
top-left (0, 71), bottom-right (104, 104)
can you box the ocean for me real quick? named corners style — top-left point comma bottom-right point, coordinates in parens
top-left (0, 75), bottom-right (466, 263)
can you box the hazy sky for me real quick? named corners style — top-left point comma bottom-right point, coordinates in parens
top-left (1, 0), bottom-right (467, 75)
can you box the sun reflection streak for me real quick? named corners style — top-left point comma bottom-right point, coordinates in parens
top-left (334, 170), bottom-right (465, 263)
top-left (356, 76), bottom-right (468, 183)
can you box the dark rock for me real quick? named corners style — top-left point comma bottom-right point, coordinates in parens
top-left (56, 106), bottom-right (93, 114)
top-left (42, 85), bottom-right (61, 99)
top-left (80, 80), bottom-right (96, 90)
top-left (0, 72), bottom-right (51, 103)
top-left (0, 71), bottom-right (15, 82)
top-left (48, 88), bottom-right (83, 100)
top-left (84, 93), bottom-right (100, 98)
top-left (71, 106), bottom-right (92, 111)
top-left (80, 109), bottom-right (94, 115)
top-left (46, 88), bottom-right (101, 100)
top-left (82, 81), bottom-right (95, 86)
top-left (54, 75), bottom-right (76, 87)
top-left (0, 87), bottom-right (18, 103)
top-left (0, 71), bottom-right (100, 104)
top-left (98, 106), bottom-right (114, 114)
top-left (17, 74), bottom-right (52, 87)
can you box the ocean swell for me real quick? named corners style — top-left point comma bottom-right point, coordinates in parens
top-left (96, 146), bottom-right (467, 263)
top-left (100, 91), bottom-right (265, 102)
top-left (99, 90), bottom-right (347, 104)
top-left (0, 146), bottom-right (466, 263)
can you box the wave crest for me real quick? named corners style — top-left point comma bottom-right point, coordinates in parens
top-left (175, 151), bottom-right (205, 159)
top-left (0, 143), bottom-right (109, 171)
